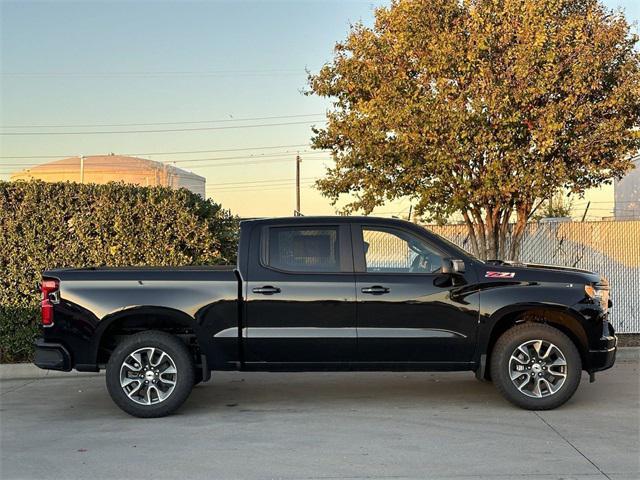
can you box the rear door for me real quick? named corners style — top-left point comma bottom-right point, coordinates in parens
top-left (354, 224), bottom-right (478, 364)
top-left (244, 223), bottom-right (357, 366)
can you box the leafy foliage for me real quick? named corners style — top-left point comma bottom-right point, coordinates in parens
top-left (532, 192), bottom-right (574, 220)
top-left (0, 180), bottom-right (238, 362)
top-left (309, 0), bottom-right (640, 259)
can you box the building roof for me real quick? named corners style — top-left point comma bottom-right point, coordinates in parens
top-left (11, 154), bottom-right (204, 180)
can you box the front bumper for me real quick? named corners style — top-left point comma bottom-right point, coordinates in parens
top-left (33, 339), bottom-right (72, 372)
top-left (586, 322), bottom-right (617, 373)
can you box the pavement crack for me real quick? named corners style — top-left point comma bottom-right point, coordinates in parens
top-left (0, 378), bottom-right (38, 396)
top-left (534, 411), bottom-right (612, 480)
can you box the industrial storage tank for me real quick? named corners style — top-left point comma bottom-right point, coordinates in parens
top-left (10, 154), bottom-right (206, 197)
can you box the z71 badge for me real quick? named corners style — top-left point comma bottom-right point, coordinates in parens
top-left (485, 271), bottom-right (516, 278)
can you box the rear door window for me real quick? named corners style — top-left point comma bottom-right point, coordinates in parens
top-left (266, 226), bottom-right (341, 272)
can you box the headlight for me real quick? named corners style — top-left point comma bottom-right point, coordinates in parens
top-left (585, 284), bottom-right (610, 311)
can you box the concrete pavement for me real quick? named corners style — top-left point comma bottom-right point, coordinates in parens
top-left (1, 361), bottom-right (638, 480)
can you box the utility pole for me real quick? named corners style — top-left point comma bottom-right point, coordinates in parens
top-left (295, 154), bottom-right (302, 215)
top-left (80, 155), bottom-right (85, 183)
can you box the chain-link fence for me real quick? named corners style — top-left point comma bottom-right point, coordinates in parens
top-left (427, 220), bottom-right (640, 333)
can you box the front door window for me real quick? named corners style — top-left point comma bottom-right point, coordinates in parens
top-left (362, 227), bottom-right (443, 274)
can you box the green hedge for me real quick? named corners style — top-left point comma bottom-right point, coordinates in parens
top-left (0, 180), bottom-right (239, 362)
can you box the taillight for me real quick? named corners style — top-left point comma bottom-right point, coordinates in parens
top-left (41, 278), bottom-right (59, 327)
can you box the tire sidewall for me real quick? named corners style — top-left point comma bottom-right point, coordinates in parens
top-left (106, 331), bottom-right (195, 417)
top-left (492, 324), bottom-right (582, 410)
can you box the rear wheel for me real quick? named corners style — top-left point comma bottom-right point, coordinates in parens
top-left (491, 323), bottom-right (581, 410)
top-left (106, 331), bottom-right (195, 417)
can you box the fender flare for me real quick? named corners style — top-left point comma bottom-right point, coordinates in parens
top-left (90, 306), bottom-right (204, 364)
top-left (477, 302), bottom-right (589, 362)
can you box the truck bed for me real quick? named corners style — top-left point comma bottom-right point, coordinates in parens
top-left (44, 265), bottom-right (236, 282)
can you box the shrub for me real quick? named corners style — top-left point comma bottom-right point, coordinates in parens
top-left (0, 180), bottom-right (239, 362)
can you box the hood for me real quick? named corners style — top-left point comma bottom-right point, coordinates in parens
top-left (481, 260), bottom-right (605, 285)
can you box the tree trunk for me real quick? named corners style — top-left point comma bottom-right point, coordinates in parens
top-left (508, 204), bottom-right (531, 260)
top-left (498, 209), bottom-right (510, 260)
top-left (464, 215), bottom-right (499, 260)
top-left (462, 205), bottom-right (529, 261)
top-left (462, 210), bottom-right (480, 258)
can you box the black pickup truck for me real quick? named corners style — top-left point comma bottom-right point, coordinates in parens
top-left (35, 216), bottom-right (616, 417)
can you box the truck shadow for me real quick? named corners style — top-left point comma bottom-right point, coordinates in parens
top-left (10, 368), bottom-right (619, 421)
top-left (181, 371), bottom-right (502, 415)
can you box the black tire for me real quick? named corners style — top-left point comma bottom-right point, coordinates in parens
top-left (106, 331), bottom-right (195, 418)
top-left (491, 323), bottom-right (581, 410)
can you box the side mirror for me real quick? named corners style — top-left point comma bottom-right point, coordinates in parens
top-left (452, 259), bottom-right (465, 273)
top-left (441, 258), bottom-right (465, 274)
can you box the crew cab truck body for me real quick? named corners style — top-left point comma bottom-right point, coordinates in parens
top-left (35, 216), bottom-right (617, 417)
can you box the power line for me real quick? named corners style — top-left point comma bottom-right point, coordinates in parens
top-left (1, 68), bottom-right (312, 78)
top-left (206, 177), bottom-right (317, 187)
top-left (210, 181), bottom-right (317, 193)
top-left (209, 182), bottom-right (317, 192)
top-left (133, 144), bottom-right (316, 158)
top-left (573, 201), bottom-right (631, 205)
top-left (211, 187), bottom-right (315, 195)
top-left (0, 120), bottom-right (322, 136)
top-left (0, 143), bottom-right (313, 159)
top-left (164, 151), bottom-right (327, 165)
top-left (0, 113), bottom-right (324, 129)
top-left (1, 157), bottom-right (330, 174)
top-left (0, 151), bottom-right (330, 169)
top-left (207, 182), bottom-right (317, 192)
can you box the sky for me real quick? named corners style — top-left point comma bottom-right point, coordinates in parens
top-left (1, 0), bottom-right (638, 219)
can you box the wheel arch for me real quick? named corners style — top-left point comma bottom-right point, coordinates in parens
top-left (92, 306), bottom-right (205, 366)
top-left (480, 305), bottom-right (589, 380)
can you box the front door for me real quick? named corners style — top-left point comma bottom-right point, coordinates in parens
top-left (354, 225), bottom-right (478, 365)
top-left (245, 223), bottom-right (357, 366)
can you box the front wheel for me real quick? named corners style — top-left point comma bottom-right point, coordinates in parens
top-left (106, 331), bottom-right (195, 418)
top-left (491, 323), bottom-right (582, 410)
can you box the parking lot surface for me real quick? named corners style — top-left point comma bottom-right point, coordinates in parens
top-left (1, 360), bottom-right (638, 480)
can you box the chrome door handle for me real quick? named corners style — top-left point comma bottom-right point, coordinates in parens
top-left (252, 286), bottom-right (281, 295)
top-left (361, 285), bottom-right (390, 295)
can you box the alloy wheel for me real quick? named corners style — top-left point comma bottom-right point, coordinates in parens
top-left (119, 347), bottom-right (178, 405)
top-left (508, 339), bottom-right (567, 398)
